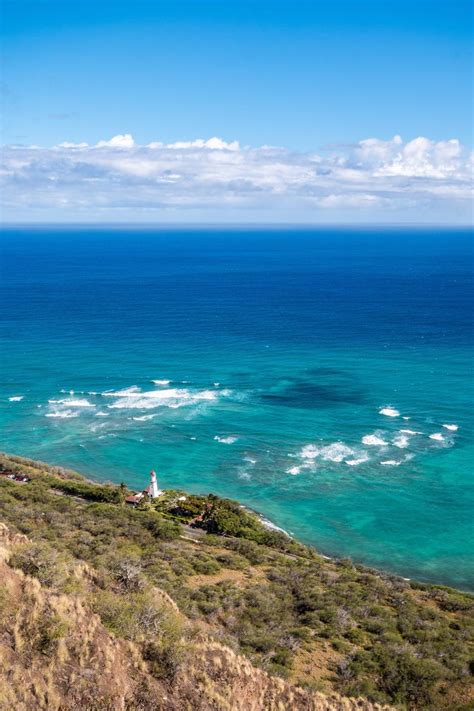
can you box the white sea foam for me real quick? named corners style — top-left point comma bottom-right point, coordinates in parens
top-left (402, 416), bottom-right (410, 420)
top-left (300, 444), bottom-right (320, 460)
top-left (320, 443), bottom-right (354, 462)
top-left (46, 410), bottom-right (79, 419)
top-left (362, 434), bottom-right (388, 447)
top-left (103, 386), bottom-right (141, 398)
top-left (106, 386), bottom-right (220, 410)
top-left (132, 414), bottom-right (156, 421)
top-left (379, 407), bottom-right (400, 417)
top-left (400, 429), bottom-right (422, 435)
top-left (238, 471), bottom-right (252, 481)
top-left (8, 396), bottom-right (23, 402)
top-left (214, 435), bottom-right (238, 444)
top-left (89, 422), bottom-right (108, 433)
top-left (442, 424), bottom-right (458, 431)
top-left (49, 398), bottom-right (95, 408)
top-left (95, 411), bottom-right (109, 417)
top-left (393, 434), bottom-right (410, 449)
top-left (429, 433), bottom-right (445, 442)
top-left (243, 456), bottom-right (257, 465)
top-left (152, 379), bottom-right (170, 386)
top-left (380, 460), bottom-right (401, 466)
top-left (259, 516), bottom-right (288, 535)
top-left (345, 454), bottom-right (369, 466)
top-left (286, 466), bottom-right (301, 475)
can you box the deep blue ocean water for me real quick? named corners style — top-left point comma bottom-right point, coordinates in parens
top-left (1, 226), bottom-right (473, 589)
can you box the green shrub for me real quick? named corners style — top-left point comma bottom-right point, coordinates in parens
top-left (92, 588), bottom-right (183, 643)
top-left (36, 613), bottom-right (69, 655)
top-left (10, 541), bottom-right (73, 589)
top-left (138, 510), bottom-right (181, 540)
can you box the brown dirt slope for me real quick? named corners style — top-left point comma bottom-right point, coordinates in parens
top-left (0, 524), bottom-right (392, 711)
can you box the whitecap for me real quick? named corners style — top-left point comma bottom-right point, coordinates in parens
top-left (429, 433), bottom-right (445, 442)
top-left (152, 379), bottom-right (170, 386)
top-left (362, 434), bottom-right (388, 447)
top-left (49, 398), bottom-right (95, 408)
top-left (392, 434), bottom-right (410, 449)
top-left (286, 466), bottom-right (301, 475)
top-left (379, 407), bottom-right (400, 417)
top-left (95, 411), bottom-right (109, 417)
top-left (214, 435), bottom-right (238, 444)
top-left (320, 443), bottom-right (354, 462)
top-left (345, 454), bottom-right (369, 466)
top-left (402, 416), bottom-right (410, 421)
top-left (8, 396), bottom-right (23, 402)
top-left (442, 424), bottom-right (458, 431)
top-left (103, 386), bottom-right (141, 398)
top-left (132, 414), bottom-right (156, 421)
top-left (300, 444), bottom-right (320, 460)
top-left (380, 460), bottom-right (401, 466)
top-left (400, 429), bottom-right (422, 435)
top-left (107, 387), bottom-right (220, 410)
top-left (243, 456), bottom-right (257, 465)
top-left (46, 410), bottom-right (79, 419)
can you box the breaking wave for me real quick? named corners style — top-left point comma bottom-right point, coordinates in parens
top-left (48, 398), bottom-right (95, 408)
top-left (379, 406), bottom-right (400, 417)
top-left (46, 410), bottom-right (79, 419)
top-left (214, 435), bottom-right (238, 444)
top-left (362, 434), bottom-right (388, 447)
top-left (106, 387), bottom-right (220, 410)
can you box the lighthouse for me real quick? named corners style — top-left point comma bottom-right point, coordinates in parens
top-left (147, 470), bottom-right (162, 499)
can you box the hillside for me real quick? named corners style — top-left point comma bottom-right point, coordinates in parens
top-left (0, 452), bottom-right (472, 711)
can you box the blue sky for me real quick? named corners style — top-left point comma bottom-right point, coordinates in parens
top-left (1, 0), bottom-right (472, 223)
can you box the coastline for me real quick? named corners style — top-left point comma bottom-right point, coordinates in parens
top-left (1, 449), bottom-right (473, 709)
top-left (0, 449), bottom-right (467, 595)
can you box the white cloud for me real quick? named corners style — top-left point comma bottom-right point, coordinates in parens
top-left (56, 141), bottom-right (89, 149)
top-left (1, 134), bottom-right (472, 222)
top-left (95, 133), bottom-right (135, 148)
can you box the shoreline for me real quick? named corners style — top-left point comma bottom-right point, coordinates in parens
top-left (1, 448), bottom-right (473, 709)
top-left (1, 449), bottom-right (470, 595)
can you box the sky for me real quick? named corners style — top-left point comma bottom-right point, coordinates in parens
top-left (1, 0), bottom-right (472, 223)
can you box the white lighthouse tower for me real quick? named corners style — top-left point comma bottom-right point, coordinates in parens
top-left (147, 470), bottom-right (162, 499)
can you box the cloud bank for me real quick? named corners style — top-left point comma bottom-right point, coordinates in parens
top-left (1, 134), bottom-right (472, 222)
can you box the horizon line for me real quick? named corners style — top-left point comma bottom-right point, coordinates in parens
top-left (2, 222), bottom-right (472, 230)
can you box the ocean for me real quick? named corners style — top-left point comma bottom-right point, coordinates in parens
top-left (1, 226), bottom-right (473, 589)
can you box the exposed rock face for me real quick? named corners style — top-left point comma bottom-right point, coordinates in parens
top-left (0, 526), bottom-right (392, 711)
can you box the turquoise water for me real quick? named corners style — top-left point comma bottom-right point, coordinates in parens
top-left (1, 227), bottom-right (473, 589)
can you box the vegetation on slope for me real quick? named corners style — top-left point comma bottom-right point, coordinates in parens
top-left (0, 452), bottom-right (473, 710)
